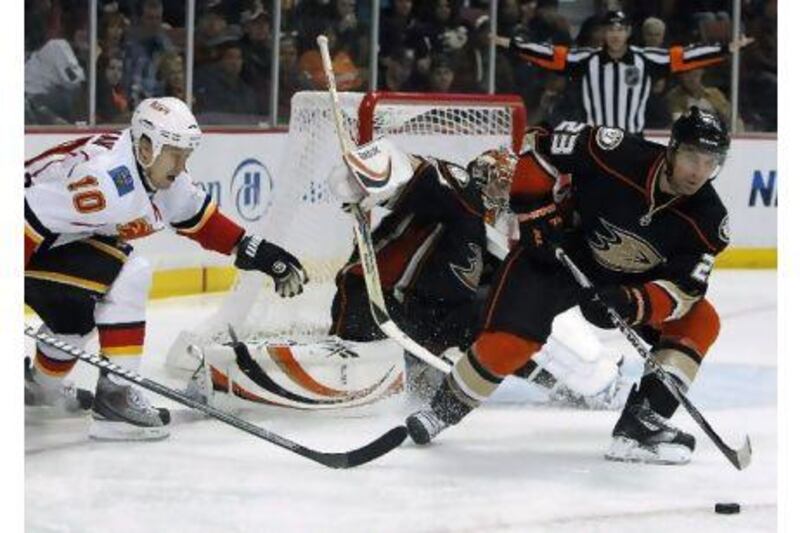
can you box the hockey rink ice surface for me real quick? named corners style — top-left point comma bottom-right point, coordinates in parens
top-left (25, 270), bottom-right (777, 532)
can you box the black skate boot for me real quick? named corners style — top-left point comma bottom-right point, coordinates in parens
top-left (24, 357), bottom-right (94, 413)
top-left (89, 371), bottom-right (171, 441)
top-left (605, 384), bottom-right (695, 465)
top-left (406, 409), bottom-right (450, 445)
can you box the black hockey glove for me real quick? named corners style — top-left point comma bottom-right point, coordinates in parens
top-left (579, 285), bottom-right (647, 329)
top-left (517, 202), bottom-right (564, 264)
top-left (235, 235), bottom-right (309, 298)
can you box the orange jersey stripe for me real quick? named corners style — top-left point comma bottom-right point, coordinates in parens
top-left (669, 46), bottom-right (724, 73)
top-left (178, 207), bottom-right (244, 255)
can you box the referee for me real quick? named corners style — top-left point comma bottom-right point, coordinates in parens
top-left (495, 11), bottom-right (752, 133)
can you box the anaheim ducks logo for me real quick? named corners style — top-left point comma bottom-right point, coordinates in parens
top-left (450, 243), bottom-right (483, 291)
top-left (587, 218), bottom-right (665, 273)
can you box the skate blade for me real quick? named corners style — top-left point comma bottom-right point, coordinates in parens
top-left (88, 419), bottom-right (170, 442)
top-left (604, 437), bottom-right (691, 465)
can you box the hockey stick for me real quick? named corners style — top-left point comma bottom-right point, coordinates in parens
top-left (316, 34), bottom-right (450, 374)
top-left (552, 248), bottom-right (752, 470)
top-left (24, 324), bottom-right (407, 469)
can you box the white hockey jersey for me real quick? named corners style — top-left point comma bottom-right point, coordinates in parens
top-left (25, 130), bottom-right (244, 263)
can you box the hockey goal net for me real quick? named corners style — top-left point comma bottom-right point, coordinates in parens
top-left (168, 91), bottom-right (525, 366)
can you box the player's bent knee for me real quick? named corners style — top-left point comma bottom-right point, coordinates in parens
top-left (661, 298), bottom-right (720, 356)
top-left (474, 331), bottom-right (541, 376)
top-left (109, 256), bottom-right (153, 301)
top-left (95, 256), bottom-right (153, 324)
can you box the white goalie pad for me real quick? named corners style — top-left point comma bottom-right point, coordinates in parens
top-left (339, 137), bottom-right (415, 210)
top-left (187, 337), bottom-right (405, 410)
top-left (538, 307), bottom-right (623, 397)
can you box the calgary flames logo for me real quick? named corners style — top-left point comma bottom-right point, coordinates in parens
top-left (117, 217), bottom-right (156, 240)
top-left (587, 218), bottom-right (665, 273)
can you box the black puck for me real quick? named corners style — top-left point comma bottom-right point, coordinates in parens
top-left (715, 503), bottom-right (741, 514)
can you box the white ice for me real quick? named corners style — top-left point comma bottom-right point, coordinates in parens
top-left (25, 270), bottom-right (777, 532)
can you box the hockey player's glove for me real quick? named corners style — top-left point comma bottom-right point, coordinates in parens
top-left (518, 202), bottom-right (564, 264)
top-left (579, 285), bottom-right (647, 329)
top-left (235, 235), bottom-right (309, 298)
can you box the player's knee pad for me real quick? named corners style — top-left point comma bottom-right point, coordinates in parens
top-left (474, 330), bottom-right (542, 376)
top-left (661, 298), bottom-right (720, 356)
top-left (94, 256), bottom-right (152, 324)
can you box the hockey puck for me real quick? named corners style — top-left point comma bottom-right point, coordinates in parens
top-left (714, 503), bottom-right (741, 514)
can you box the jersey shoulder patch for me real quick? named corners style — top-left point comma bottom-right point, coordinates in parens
top-left (108, 165), bottom-right (135, 197)
top-left (718, 214), bottom-right (730, 244)
top-left (595, 127), bottom-right (625, 151)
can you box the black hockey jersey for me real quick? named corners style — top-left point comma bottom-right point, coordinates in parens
top-left (512, 122), bottom-right (729, 322)
top-left (338, 156), bottom-right (487, 307)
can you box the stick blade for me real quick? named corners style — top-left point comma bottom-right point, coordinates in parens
top-left (310, 426), bottom-right (408, 469)
top-left (731, 435), bottom-right (753, 470)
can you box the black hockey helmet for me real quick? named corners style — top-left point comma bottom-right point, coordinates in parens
top-left (669, 106), bottom-right (730, 160)
top-left (602, 10), bottom-right (631, 27)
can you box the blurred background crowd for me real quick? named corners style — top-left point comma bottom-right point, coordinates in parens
top-left (24, 0), bottom-right (777, 131)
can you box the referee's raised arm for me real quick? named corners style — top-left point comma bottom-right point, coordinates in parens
top-left (497, 10), bottom-right (751, 134)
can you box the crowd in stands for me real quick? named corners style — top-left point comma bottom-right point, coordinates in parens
top-left (24, 0), bottom-right (777, 131)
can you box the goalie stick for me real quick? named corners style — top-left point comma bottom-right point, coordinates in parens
top-left (553, 247), bottom-right (752, 470)
top-left (317, 34), bottom-right (451, 373)
top-left (24, 324), bottom-right (407, 469)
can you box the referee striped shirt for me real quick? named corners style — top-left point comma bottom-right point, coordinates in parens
top-left (509, 39), bottom-right (727, 133)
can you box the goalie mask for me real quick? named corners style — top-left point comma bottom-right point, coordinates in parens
top-left (467, 147), bottom-right (518, 221)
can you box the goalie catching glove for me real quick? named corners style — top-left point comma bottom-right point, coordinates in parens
top-left (235, 235), bottom-right (309, 297)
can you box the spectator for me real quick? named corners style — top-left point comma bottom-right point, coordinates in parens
top-left (497, 0), bottom-right (522, 38)
top-left (194, 0), bottom-right (240, 66)
top-left (194, 39), bottom-right (259, 123)
top-left (379, 45), bottom-right (420, 92)
top-left (528, 73), bottom-right (582, 126)
top-left (456, 15), bottom-right (516, 93)
top-left (666, 68), bottom-right (742, 130)
top-left (523, 0), bottom-right (572, 45)
top-left (294, 0), bottom-right (335, 53)
top-left (740, 0), bottom-right (777, 131)
top-left (25, 39), bottom-right (86, 124)
top-left (96, 52), bottom-right (130, 123)
top-left (423, 0), bottom-right (469, 56)
top-left (640, 17), bottom-right (670, 128)
top-left (641, 16), bottom-right (666, 47)
top-left (26, 0), bottom-right (59, 54)
top-left (277, 31), bottom-right (305, 122)
top-left (425, 54), bottom-right (456, 93)
top-left (99, 10), bottom-right (129, 59)
top-left (123, 0), bottom-right (175, 106)
top-left (156, 51), bottom-right (187, 102)
top-left (297, 23), bottom-right (364, 91)
top-left (333, 0), bottom-right (370, 69)
top-left (239, 0), bottom-right (272, 115)
top-left (380, 0), bottom-right (424, 57)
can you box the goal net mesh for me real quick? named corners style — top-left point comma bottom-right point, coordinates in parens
top-left (178, 91), bottom-right (525, 349)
